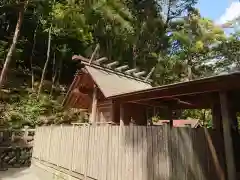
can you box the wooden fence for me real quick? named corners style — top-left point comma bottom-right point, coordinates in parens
top-left (0, 127), bottom-right (35, 170)
top-left (33, 125), bottom-right (226, 180)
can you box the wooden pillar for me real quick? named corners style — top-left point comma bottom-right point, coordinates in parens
top-left (230, 106), bottom-right (238, 131)
top-left (90, 85), bottom-right (98, 123)
top-left (229, 94), bottom-right (239, 130)
top-left (219, 92), bottom-right (236, 180)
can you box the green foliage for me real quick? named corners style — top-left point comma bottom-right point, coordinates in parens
top-left (1, 0), bottom-right (239, 129)
top-left (181, 109), bottom-right (212, 128)
top-left (0, 40), bottom-right (8, 61)
top-left (165, 8), bottom-right (226, 81)
top-left (1, 92), bottom-right (88, 129)
top-left (215, 31), bottom-right (240, 72)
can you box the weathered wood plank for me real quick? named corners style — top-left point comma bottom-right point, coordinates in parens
top-left (95, 127), bottom-right (100, 179)
top-left (133, 126), bottom-right (138, 180)
top-left (130, 125), bottom-right (134, 180)
top-left (158, 126), bottom-right (170, 180)
top-left (107, 126), bottom-right (112, 180)
top-left (137, 126), bottom-right (143, 180)
top-left (113, 126), bottom-right (119, 180)
top-left (122, 126), bottom-right (128, 180)
top-left (112, 126), bottom-right (117, 180)
top-left (152, 126), bottom-right (157, 180)
top-left (71, 126), bottom-right (78, 172)
top-left (82, 126), bottom-right (88, 176)
top-left (142, 126), bottom-right (148, 180)
top-left (102, 126), bottom-right (109, 180)
top-left (125, 126), bottom-right (131, 180)
top-left (91, 127), bottom-right (96, 178)
top-left (88, 127), bottom-right (94, 177)
top-left (117, 125), bottom-right (123, 180)
top-left (80, 126), bottom-right (86, 173)
top-left (147, 126), bottom-right (153, 180)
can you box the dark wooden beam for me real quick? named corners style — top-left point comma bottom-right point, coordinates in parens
top-left (132, 95), bottom-right (211, 109)
top-left (115, 74), bottom-right (240, 103)
top-left (130, 101), bottom-right (167, 108)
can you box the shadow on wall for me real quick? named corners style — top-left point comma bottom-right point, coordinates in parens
top-left (123, 126), bottom-right (226, 180)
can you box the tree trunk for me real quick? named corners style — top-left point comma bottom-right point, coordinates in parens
top-left (187, 65), bottom-right (192, 81)
top-left (50, 52), bottom-right (57, 96)
top-left (0, 1), bottom-right (28, 89)
top-left (133, 44), bottom-right (137, 68)
top-left (56, 56), bottom-right (63, 88)
top-left (37, 24), bottom-right (52, 98)
top-left (186, 58), bottom-right (193, 81)
top-left (30, 22), bottom-right (39, 91)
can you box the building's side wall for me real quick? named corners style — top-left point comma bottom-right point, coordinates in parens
top-left (120, 103), bottom-right (148, 125)
top-left (96, 100), bottom-right (113, 123)
top-left (130, 104), bottom-right (147, 125)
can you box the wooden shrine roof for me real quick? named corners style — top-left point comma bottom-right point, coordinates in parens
top-left (72, 55), bottom-right (152, 98)
top-left (85, 66), bottom-right (152, 97)
top-left (63, 55), bottom-right (152, 108)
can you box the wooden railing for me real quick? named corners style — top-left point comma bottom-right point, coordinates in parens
top-left (0, 127), bottom-right (35, 170)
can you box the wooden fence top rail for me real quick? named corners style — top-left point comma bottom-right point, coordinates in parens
top-left (0, 128), bottom-right (35, 132)
top-left (71, 122), bottom-right (120, 126)
top-left (0, 145), bottom-right (33, 149)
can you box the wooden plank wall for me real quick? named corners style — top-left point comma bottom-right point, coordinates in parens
top-left (32, 126), bottom-right (226, 180)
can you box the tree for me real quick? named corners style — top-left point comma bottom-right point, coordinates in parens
top-left (167, 8), bottom-right (226, 81)
top-left (215, 31), bottom-right (240, 72)
top-left (0, 0), bottom-right (29, 89)
top-left (37, 23), bottom-right (52, 98)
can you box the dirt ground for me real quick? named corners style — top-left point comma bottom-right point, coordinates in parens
top-left (0, 168), bottom-right (39, 180)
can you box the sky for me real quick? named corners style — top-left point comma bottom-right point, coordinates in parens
top-left (196, 0), bottom-right (240, 25)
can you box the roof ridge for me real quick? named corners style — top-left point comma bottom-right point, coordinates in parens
top-left (73, 55), bottom-right (152, 84)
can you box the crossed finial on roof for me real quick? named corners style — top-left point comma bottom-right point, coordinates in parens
top-left (73, 44), bottom-right (154, 83)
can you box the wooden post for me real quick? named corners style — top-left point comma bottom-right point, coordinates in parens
top-left (90, 85), bottom-right (98, 123)
top-left (219, 92), bottom-right (236, 180)
top-left (23, 126), bottom-right (29, 144)
top-left (120, 104), bottom-right (124, 126)
top-left (110, 100), bottom-right (120, 124)
top-left (212, 99), bottom-right (223, 131)
top-left (230, 106), bottom-right (238, 131)
top-left (229, 93), bottom-right (238, 130)
top-left (167, 107), bottom-right (173, 127)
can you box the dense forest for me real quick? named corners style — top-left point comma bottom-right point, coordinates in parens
top-left (0, 0), bottom-right (239, 128)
